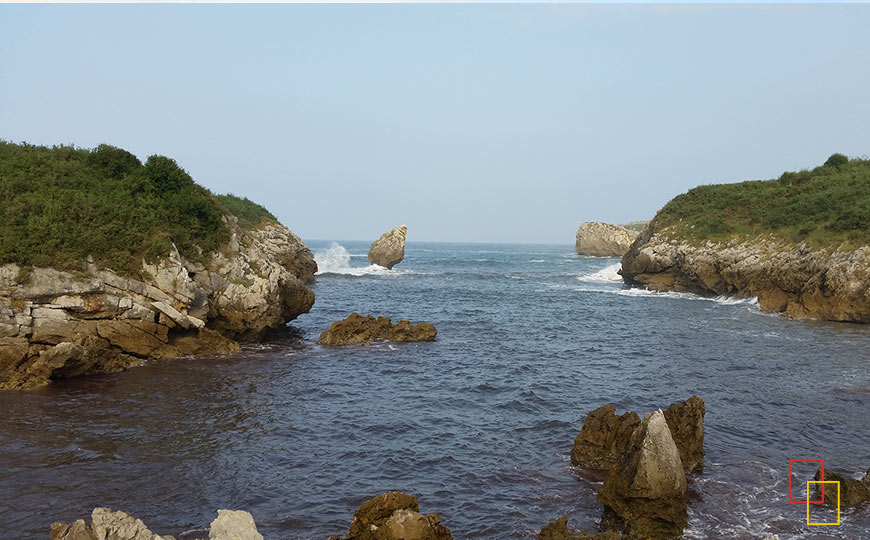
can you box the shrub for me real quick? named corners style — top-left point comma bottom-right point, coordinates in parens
top-left (87, 144), bottom-right (141, 178)
top-left (824, 153), bottom-right (849, 169)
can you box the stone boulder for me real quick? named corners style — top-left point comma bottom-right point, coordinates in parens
top-left (571, 404), bottom-right (640, 470)
top-left (368, 225), bottom-right (407, 269)
top-left (329, 491), bottom-right (452, 540)
top-left (318, 313), bottom-right (437, 345)
top-left (575, 223), bottom-right (638, 257)
top-left (814, 467), bottom-right (870, 508)
top-left (538, 517), bottom-right (620, 540)
top-left (662, 395), bottom-right (705, 472)
top-left (51, 508), bottom-right (174, 540)
top-left (209, 509), bottom-right (263, 540)
top-left (597, 410), bottom-right (688, 540)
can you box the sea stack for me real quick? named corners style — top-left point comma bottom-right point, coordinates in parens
top-left (575, 222), bottom-right (638, 257)
top-left (368, 225), bottom-right (407, 269)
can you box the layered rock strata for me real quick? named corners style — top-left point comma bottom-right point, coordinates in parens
top-left (571, 397), bottom-right (705, 472)
top-left (368, 225), bottom-right (407, 269)
top-left (575, 223), bottom-right (638, 257)
top-left (0, 217), bottom-right (315, 390)
top-left (318, 313), bottom-right (437, 345)
top-left (597, 410), bottom-right (688, 540)
top-left (620, 224), bottom-right (870, 322)
top-left (329, 491), bottom-right (453, 540)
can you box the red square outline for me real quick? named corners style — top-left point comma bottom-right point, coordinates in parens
top-left (789, 459), bottom-right (824, 504)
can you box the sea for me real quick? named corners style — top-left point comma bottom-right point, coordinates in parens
top-left (1, 241), bottom-right (869, 540)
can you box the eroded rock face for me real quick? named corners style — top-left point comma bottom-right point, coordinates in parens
top-left (0, 217), bottom-right (316, 390)
top-left (318, 313), bottom-right (437, 345)
top-left (330, 491), bottom-right (453, 540)
top-left (538, 516), bottom-right (620, 540)
top-left (51, 508), bottom-right (173, 540)
top-left (620, 224), bottom-right (870, 322)
top-left (814, 467), bottom-right (870, 508)
top-left (572, 397), bottom-right (705, 473)
top-left (575, 223), bottom-right (638, 257)
top-left (209, 509), bottom-right (263, 540)
top-left (597, 410), bottom-right (688, 540)
top-left (571, 404), bottom-right (640, 470)
top-left (368, 225), bottom-right (407, 269)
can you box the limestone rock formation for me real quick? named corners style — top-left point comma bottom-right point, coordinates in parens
top-left (597, 410), bottom-right (688, 540)
top-left (575, 223), bottom-right (638, 257)
top-left (329, 491), bottom-right (453, 540)
top-left (0, 217), bottom-right (316, 390)
top-left (571, 404), bottom-right (640, 470)
top-left (318, 313), bottom-right (437, 345)
top-left (814, 467), bottom-right (870, 508)
top-left (209, 509), bottom-right (263, 540)
top-left (51, 508), bottom-right (174, 540)
top-left (538, 517), bottom-right (620, 540)
top-left (368, 225), bottom-right (407, 269)
top-left (662, 396), bottom-right (705, 472)
top-left (620, 223), bottom-right (870, 322)
top-left (572, 397), bottom-right (705, 472)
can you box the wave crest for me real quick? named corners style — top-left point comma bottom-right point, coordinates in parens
top-left (314, 243), bottom-right (401, 276)
top-left (577, 262), bottom-right (623, 283)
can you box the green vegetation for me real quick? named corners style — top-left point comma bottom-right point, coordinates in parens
top-left (0, 141), bottom-right (277, 274)
top-left (654, 154), bottom-right (870, 248)
top-left (214, 193), bottom-right (277, 229)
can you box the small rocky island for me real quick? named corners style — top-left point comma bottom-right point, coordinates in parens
top-left (621, 154), bottom-right (870, 322)
top-left (0, 142), bottom-right (316, 390)
top-left (368, 224), bottom-right (407, 269)
top-left (575, 222), bottom-right (640, 257)
top-left (318, 313), bottom-right (437, 345)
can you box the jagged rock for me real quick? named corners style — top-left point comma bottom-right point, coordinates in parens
top-left (51, 520), bottom-right (96, 540)
top-left (330, 491), bottom-right (452, 540)
top-left (209, 509), bottom-right (263, 540)
top-left (571, 397), bottom-right (705, 473)
top-left (575, 223), bottom-right (638, 257)
top-left (597, 410), bottom-right (688, 540)
top-left (0, 218), bottom-right (316, 390)
top-left (318, 313), bottom-right (437, 346)
top-left (662, 396), bottom-right (705, 472)
top-left (368, 225), bottom-right (407, 269)
top-left (538, 517), bottom-right (620, 540)
top-left (52, 508), bottom-right (172, 540)
top-left (620, 223), bottom-right (870, 322)
top-left (571, 404), bottom-right (640, 470)
top-left (814, 467), bottom-right (870, 508)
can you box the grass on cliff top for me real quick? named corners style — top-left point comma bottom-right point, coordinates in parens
top-left (653, 154), bottom-right (870, 249)
top-left (0, 141), bottom-right (278, 274)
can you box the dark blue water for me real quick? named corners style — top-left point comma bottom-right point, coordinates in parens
top-left (1, 241), bottom-right (868, 539)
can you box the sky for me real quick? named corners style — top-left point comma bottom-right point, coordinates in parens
top-left (1, 4), bottom-right (869, 244)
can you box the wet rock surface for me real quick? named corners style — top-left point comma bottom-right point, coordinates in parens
top-left (318, 313), bottom-right (437, 345)
top-left (814, 467), bottom-right (870, 508)
top-left (368, 225), bottom-right (407, 269)
top-left (329, 491), bottom-right (453, 540)
top-left (538, 516), bottom-right (620, 540)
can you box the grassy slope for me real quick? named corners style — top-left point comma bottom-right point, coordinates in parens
top-left (0, 141), bottom-right (277, 274)
top-left (653, 154), bottom-right (870, 249)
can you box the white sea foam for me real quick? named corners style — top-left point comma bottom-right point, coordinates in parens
top-left (577, 262), bottom-right (623, 283)
top-left (314, 243), bottom-right (402, 276)
top-left (529, 259), bottom-right (546, 263)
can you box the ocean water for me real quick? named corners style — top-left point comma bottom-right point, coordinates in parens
top-left (1, 241), bottom-right (869, 539)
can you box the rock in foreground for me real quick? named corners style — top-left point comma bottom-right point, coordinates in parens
top-left (597, 410), bottom-right (688, 540)
top-left (538, 516), bottom-right (619, 540)
top-left (575, 222), bottom-right (638, 257)
top-left (368, 225), bottom-right (407, 269)
top-left (51, 507), bottom-right (262, 540)
top-left (318, 313), bottom-right (437, 345)
top-left (814, 467), bottom-right (870, 508)
top-left (329, 491), bottom-right (453, 540)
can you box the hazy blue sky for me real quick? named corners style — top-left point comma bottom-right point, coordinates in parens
top-left (2, 4), bottom-right (869, 244)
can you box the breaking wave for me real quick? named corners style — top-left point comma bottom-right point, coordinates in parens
top-left (577, 262), bottom-right (623, 283)
top-left (314, 243), bottom-right (397, 276)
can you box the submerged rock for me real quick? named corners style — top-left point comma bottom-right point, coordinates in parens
top-left (597, 410), bottom-right (688, 540)
top-left (814, 467), bottom-right (870, 508)
top-left (571, 404), bottom-right (640, 470)
top-left (575, 222), bottom-right (638, 257)
top-left (538, 516), bottom-right (620, 540)
top-left (330, 491), bottom-right (453, 540)
top-left (318, 313), bottom-right (437, 345)
top-left (368, 225), bottom-right (407, 269)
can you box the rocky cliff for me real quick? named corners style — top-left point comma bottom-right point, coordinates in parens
top-left (621, 224), bottom-right (870, 322)
top-left (575, 222), bottom-right (638, 257)
top-left (0, 216), bottom-right (315, 390)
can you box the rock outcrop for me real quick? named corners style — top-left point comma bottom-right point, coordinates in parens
top-left (318, 313), bottom-right (437, 345)
top-left (814, 467), bottom-right (870, 508)
top-left (329, 491), bottom-right (453, 540)
top-left (571, 404), bottom-right (640, 470)
top-left (52, 507), bottom-right (262, 540)
top-left (368, 225), bottom-right (407, 269)
top-left (538, 517), bottom-right (620, 540)
top-left (575, 223), bottom-right (638, 257)
top-left (597, 410), bottom-right (688, 540)
top-left (571, 397), bottom-right (705, 473)
top-left (1, 217), bottom-right (316, 390)
top-left (620, 223), bottom-right (870, 322)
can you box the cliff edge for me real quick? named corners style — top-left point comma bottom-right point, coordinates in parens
top-left (575, 222), bottom-right (638, 257)
top-left (621, 154), bottom-right (870, 322)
